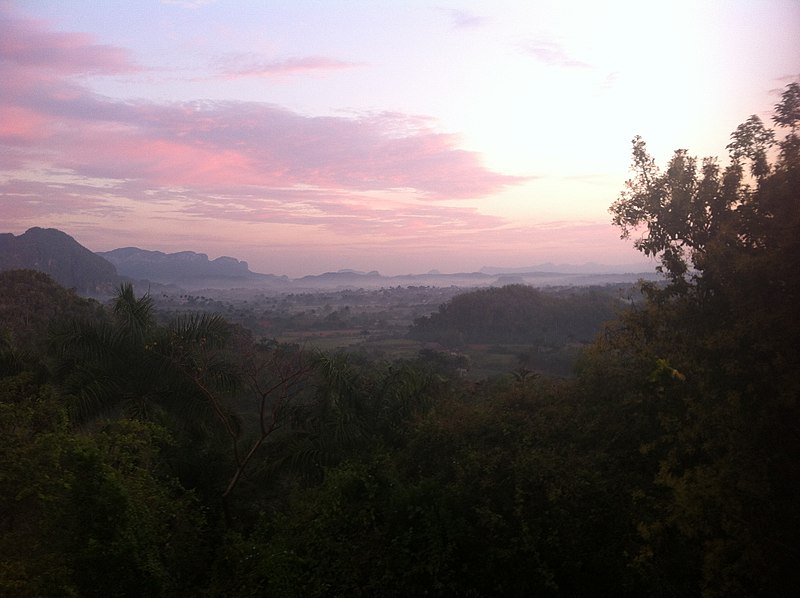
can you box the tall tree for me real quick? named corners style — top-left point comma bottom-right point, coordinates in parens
top-left (604, 83), bottom-right (800, 596)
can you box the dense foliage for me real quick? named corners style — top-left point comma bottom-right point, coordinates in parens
top-left (0, 269), bottom-right (105, 361)
top-left (1, 84), bottom-right (797, 596)
top-left (599, 82), bottom-right (800, 596)
top-left (408, 284), bottom-right (620, 346)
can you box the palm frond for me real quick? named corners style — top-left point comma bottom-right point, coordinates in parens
top-left (64, 370), bottom-right (124, 423)
top-left (168, 313), bottom-right (231, 348)
top-left (113, 284), bottom-right (155, 344)
top-left (50, 318), bottom-right (123, 365)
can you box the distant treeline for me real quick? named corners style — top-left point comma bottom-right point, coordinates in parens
top-left (408, 284), bottom-right (623, 346)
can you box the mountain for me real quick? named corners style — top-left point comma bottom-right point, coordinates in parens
top-left (97, 247), bottom-right (289, 289)
top-left (95, 245), bottom-right (659, 292)
top-left (1, 227), bottom-right (659, 295)
top-left (0, 228), bottom-right (119, 295)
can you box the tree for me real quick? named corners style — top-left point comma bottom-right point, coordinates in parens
top-left (603, 83), bottom-right (800, 596)
top-left (217, 341), bottom-right (313, 523)
top-left (0, 270), bottom-right (105, 377)
top-left (50, 283), bottom-right (237, 428)
top-left (0, 372), bottom-right (207, 597)
top-left (223, 379), bottom-right (645, 597)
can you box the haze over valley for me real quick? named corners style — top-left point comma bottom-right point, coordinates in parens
top-left (1, 226), bottom-right (660, 295)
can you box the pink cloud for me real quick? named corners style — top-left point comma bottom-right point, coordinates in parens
top-left (0, 179), bottom-right (126, 220)
top-left (0, 106), bottom-right (49, 143)
top-left (0, 10), bottom-right (139, 75)
top-left (216, 54), bottom-right (362, 78)
top-left (0, 6), bottom-right (522, 199)
top-left (1, 4), bottom-right (531, 267)
top-left (0, 171), bottom-right (508, 242)
top-left (522, 40), bottom-right (591, 69)
top-left (0, 5), bottom-right (523, 199)
top-left (53, 131), bottom-right (263, 187)
top-left (3, 67), bottom-right (523, 198)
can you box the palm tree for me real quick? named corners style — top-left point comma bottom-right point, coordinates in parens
top-left (51, 284), bottom-right (319, 523)
top-left (50, 284), bottom-right (238, 431)
top-left (280, 355), bottom-right (438, 483)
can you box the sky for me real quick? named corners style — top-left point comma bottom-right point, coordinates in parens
top-left (1, 0), bottom-right (798, 276)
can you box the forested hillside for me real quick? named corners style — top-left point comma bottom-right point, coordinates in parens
top-left (1, 84), bottom-right (798, 597)
top-left (409, 284), bottom-right (620, 346)
top-left (0, 269), bottom-right (106, 357)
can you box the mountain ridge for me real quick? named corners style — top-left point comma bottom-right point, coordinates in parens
top-left (97, 246), bottom-right (289, 288)
top-left (1, 227), bottom-right (660, 294)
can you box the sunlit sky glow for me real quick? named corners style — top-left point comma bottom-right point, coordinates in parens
top-left (2, 0), bottom-right (798, 276)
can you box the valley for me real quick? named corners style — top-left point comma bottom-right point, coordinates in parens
top-left (149, 282), bottom-right (636, 379)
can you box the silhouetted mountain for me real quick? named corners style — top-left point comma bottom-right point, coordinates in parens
top-left (0, 228), bottom-right (119, 296)
top-left (1, 227), bottom-right (659, 295)
top-left (98, 247), bottom-right (289, 289)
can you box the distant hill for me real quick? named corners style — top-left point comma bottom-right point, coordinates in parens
top-left (97, 247), bottom-right (290, 289)
top-left (0, 228), bottom-right (119, 296)
top-left (1, 227), bottom-right (659, 294)
top-left (408, 284), bottom-right (620, 347)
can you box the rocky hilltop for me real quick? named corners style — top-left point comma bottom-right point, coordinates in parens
top-left (0, 228), bottom-right (119, 295)
top-left (97, 247), bottom-right (289, 289)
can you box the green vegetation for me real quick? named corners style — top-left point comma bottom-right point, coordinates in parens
top-left (409, 284), bottom-right (620, 346)
top-left (1, 84), bottom-right (798, 596)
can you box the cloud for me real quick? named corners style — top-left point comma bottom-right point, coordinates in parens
top-left (0, 176), bottom-right (506, 242)
top-left (215, 54), bottom-right (362, 78)
top-left (0, 178), bottom-right (129, 220)
top-left (438, 8), bottom-right (490, 29)
top-left (0, 9), bottom-right (140, 76)
top-left (1, 4), bottom-right (525, 246)
top-left (522, 40), bottom-right (591, 69)
top-left (0, 7), bottom-right (522, 198)
top-left (599, 71), bottom-right (619, 90)
top-left (13, 98), bottom-right (523, 196)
